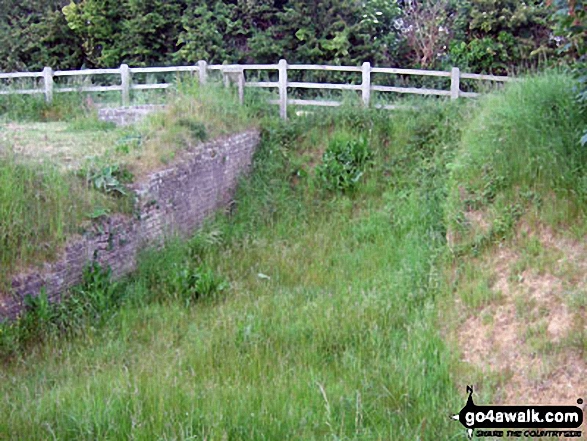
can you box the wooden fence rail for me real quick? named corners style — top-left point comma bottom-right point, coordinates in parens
top-left (0, 60), bottom-right (511, 120)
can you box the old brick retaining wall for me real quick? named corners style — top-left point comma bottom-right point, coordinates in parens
top-left (0, 129), bottom-right (260, 320)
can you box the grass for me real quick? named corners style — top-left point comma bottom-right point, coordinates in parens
top-left (445, 73), bottom-right (587, 258)
top-left (1, 72), bottom-right (586, 439)
top-left (0, 157), bottom-right (125, 282)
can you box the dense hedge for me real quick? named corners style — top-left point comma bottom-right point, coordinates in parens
top-left (0, 0), bottom-right (573, 73)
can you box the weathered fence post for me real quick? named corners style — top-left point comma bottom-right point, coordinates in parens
top-left (450, 67), bottom-right (460, 100)
top-left (223, 68), bottom-right (230, 88)
top-left (361, 62), bottom-right (371, 107)
top-left (237, 68), bottom-right (245, 105)
top-left (42, 67), bottom-right (53, 104)
top-left (120, 64), bottom-right (130, 106)
top-left (198, 60), bottom-right (208, 84)
top-left (278, 59), bottom-right (288, 120)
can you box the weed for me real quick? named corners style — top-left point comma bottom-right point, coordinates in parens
top-left (86, 164), bottom-right (133, 196)
top-left (316, 133), bottom-right (372, 192)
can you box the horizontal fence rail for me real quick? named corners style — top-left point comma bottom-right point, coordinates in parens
top-left (0, 60), bottom-right (511, 119)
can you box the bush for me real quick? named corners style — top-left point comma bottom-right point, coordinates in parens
top-left (316, 133), bottom-right (372, 192)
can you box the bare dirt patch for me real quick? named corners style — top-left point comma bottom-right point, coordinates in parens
top-left (456, 223), bottom-right (587, 409)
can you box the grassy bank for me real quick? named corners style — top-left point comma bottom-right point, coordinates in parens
top-left (1, 73), bottom-right (585, 439)
top-left (0, 82), bottom-right (257, 283)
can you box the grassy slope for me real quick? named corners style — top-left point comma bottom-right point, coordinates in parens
top-left (1, 73), bottom-right (585, 440)
top-left (443, 73), bottom-right (587, 407)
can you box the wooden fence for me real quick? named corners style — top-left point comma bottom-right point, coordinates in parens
top-left (0, 60), bottom-right (511, 119)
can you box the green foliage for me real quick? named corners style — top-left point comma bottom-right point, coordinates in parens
top-left (87, 164), bottom-right (132, 196)
top-left (0, 91), bottom-right (85, 122)
top-left (552, 0), bottom-right (587, 144)
top-left (316, 133), bottom-right (372, 192)
top-left (4, 86), bottom-right (586, 439)
top-left (0, 263), bottom-right (117, 356)
top-left (448, 0), bottom-right (554, 74)
top-left (175, 1), bottom-right (239, 64)
top-left (134, 237), bottom-right (227, 306)
top-left (0, 102), bottom-right (467, 438)
top-left (0, 0), bottom-right (569, 77)
top-left (62, 0), bottom-right (125, 67)
top-left (455, 73), bottom-right (586, 194)
top-left (446, 73), bottom-right (587, 253)
top-left (176, 118), bottom-right (208, 142)
top-left (0, 156), bottom-right (125, 282)
top-left (0, 248), bottom-right (227, 357)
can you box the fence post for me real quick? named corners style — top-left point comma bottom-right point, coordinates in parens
top-left (450, 67), bottom-right (460, 100)
top-left (120, 64), bottom-right (130, 106)
top-left (237, 69), bottom-right (245, 105)
top-left (42, 67), bottom-right (53, 104)
top-left (278, 59), bottom-right (288, 120)
top-left (361, 62), bottom-right (371, 107)
top-left (223, 69), bottom-right (230, 88)
top-left (198, 60), bottom-right (208, 85)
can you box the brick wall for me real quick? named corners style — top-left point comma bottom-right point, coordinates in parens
top-left (0, 129), bottom-right (260, 320)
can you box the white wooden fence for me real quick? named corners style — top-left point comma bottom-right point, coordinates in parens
top-left (0, 59), bottom-right (510, 119)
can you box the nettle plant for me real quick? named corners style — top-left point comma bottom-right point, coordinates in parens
top-left (316, 133), bottom-right (373, 192)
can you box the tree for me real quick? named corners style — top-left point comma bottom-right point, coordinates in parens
top-left (0, 0), bottom-right (83, 71)
top-left (63, 0), bottom-right (186, 67)
top-left (402, 0), bottom-right (454, 68)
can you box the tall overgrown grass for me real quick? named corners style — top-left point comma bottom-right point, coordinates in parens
top-left (1, 73), bottom-right (585, 440)
top-left (0, 157), bottom-right (124, 284)
top-left (452, 73), bottom-right (586, 197)
top-left (445, 72), bottom-right (587, 252)
top-left (0, 100), bottom-right (467, 439)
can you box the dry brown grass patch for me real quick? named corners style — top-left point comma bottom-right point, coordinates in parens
top-left (454, 222), bottom-right (587, 409)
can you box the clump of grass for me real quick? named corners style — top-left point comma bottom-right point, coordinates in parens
top-left (316, 132), bottom-right (372, 192)
top-left (451, 72), bottom-right (587, 201)
top-left (0, 92), bottom-right (88, 122)
top-left (0, 251), bottom-right (227, 357)
top-left (116, 81), bottom-right (259, 177)
top-left (0, 157), bottom-right (127, 284)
